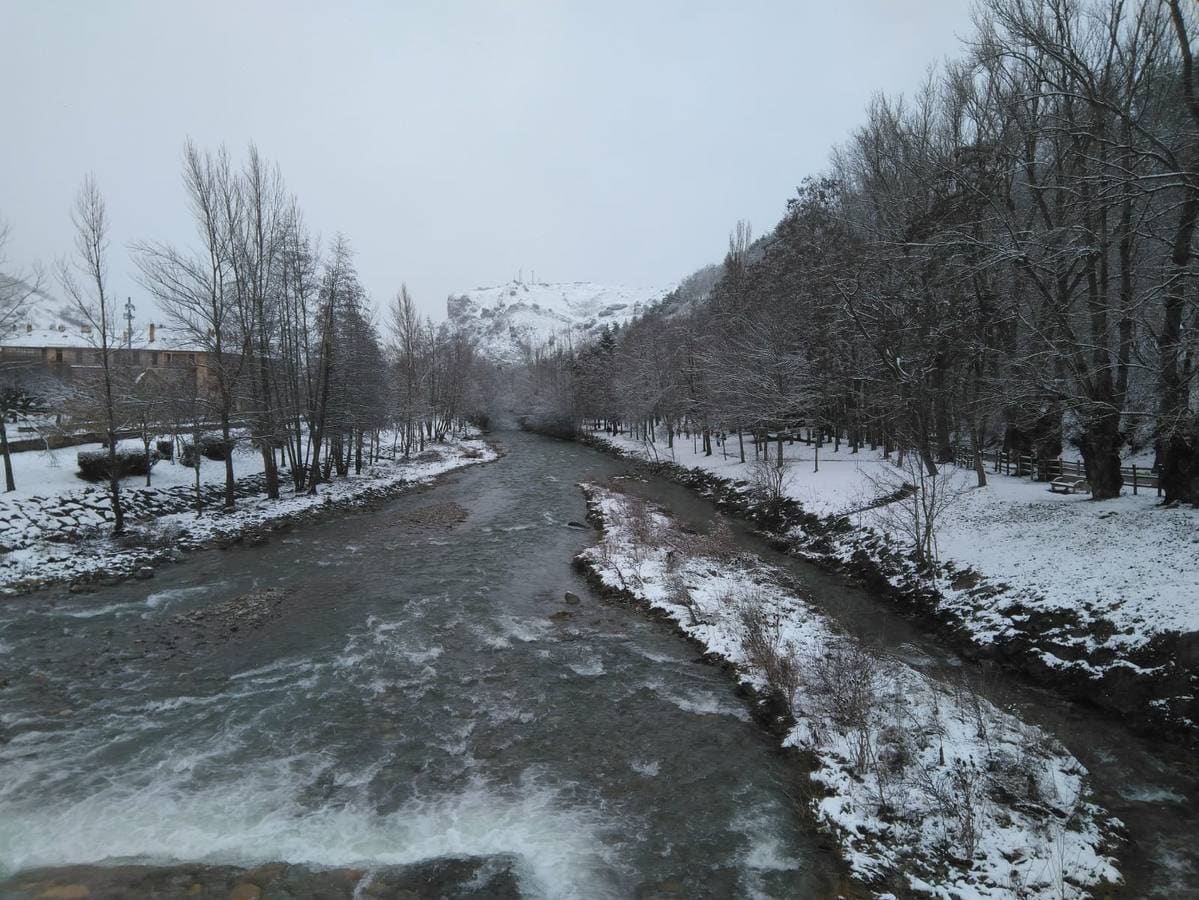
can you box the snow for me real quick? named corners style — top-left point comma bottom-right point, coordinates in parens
top-left (935, 477), bottom-right (1199, 642)
top-left (1, 285), bottom-right (198, 350)
top-left (600, 430), bottom-right (896, 517)
top-left (575, 488), bottom-right (1117, 896)
top-left (446, 280), bottom-right (672, 364)
top-left (0, 435), bottom-right (496, 592)
top-left (590, 428), bottom-right (1199, 650)
top-left (0, 437), bottom-right (264, 500)
top-left (0, 325), bottom-right (198, 351)
top-left (577, 484), bottom-right (1122, 898)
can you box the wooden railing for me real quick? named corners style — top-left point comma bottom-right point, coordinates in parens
top-left (953, 446), bottom-right (1160, 496)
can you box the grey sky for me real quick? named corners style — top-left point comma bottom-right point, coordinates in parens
top-left (1, 1), bottom-right (973, 321)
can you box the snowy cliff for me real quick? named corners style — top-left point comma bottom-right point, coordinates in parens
top-left (446, 280), bottom-right (672, 364)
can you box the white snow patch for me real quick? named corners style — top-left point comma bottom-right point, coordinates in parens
top-left (577, 484), bottom-right (1122, 898)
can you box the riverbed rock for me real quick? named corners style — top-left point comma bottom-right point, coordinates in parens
top-left (135, 566), bottom-right (154, 580)
top-left (0, 858), bottom-right (521, 900)
top-left (391, 501), bottom-right (469, 531)
top-left (146, 587), bottom-right (290, 655)
top-left (563, 591), bottom-right (581, 605)
top-left (566, 520), bottom-right (587, 529)
top-left (36, 886), bottom-right (90, 899)
top-left (638, 879), bottom-right (687, 899)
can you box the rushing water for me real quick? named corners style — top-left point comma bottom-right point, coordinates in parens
top-left (611, 451), bottom-right (1199, 899)
top-left (1, 430), bottom-right (1195, 898)
top-left (0, 431), bottom-right (842, 898)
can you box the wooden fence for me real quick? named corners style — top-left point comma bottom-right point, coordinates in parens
top-left (952, 446), bottom-right (1160, 496)
top-left (698, 427), bottom-right (1159, 497)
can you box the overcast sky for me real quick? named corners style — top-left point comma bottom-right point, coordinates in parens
top-left (0, 1), bottom-right (973, 321)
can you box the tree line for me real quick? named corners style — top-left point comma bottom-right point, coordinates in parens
top-left (0, 142), bottom-right (489, 532)
top-left (525, 0), bottom-right (1199, 506)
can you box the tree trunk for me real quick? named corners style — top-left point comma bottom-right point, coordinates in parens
top-left (1082, 410), bottom-right (1124, 500)
top-left (221, 411), bottom-right (235, 510)
top-left (971, 426), bottom-right (987, 489)
top-left (262, 442), bottom-right (279, 500)
top-left (0, 418), bottom-right (14, 492)
top-left (1157, 188), bottom-right (1199, 504)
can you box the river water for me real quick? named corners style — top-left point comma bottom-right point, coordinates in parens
top-left (0, 430), bottom-right (1194, 898)
top-left (0, 431), bottom-right (843, 898)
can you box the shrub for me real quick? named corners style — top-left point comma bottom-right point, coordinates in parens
top-left (737, 590), bottom-right (802, 710)
top-left (750, 454), bottom-right (792, 502)
top-left (155, 439), bottom-right (174, 459)
top-left (77, 447), bottom-right (159, 482)
top-left (180, 433), bottom-right (234, 467)
top-left (199, 434), bottom-right (234, 461)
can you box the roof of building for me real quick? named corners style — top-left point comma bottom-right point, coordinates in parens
top-left (0, 324), bottom-right (205, 353)
top-left (0, 278), bottom-right (205, 353)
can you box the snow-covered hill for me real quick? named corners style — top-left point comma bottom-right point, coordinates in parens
top-left (0, 275), bottom-right (83, 330)
top-left (446, 280), bottom-right (672, 364)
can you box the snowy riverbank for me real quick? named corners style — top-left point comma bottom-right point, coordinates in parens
top-left (580, 429), bottom-right (1199, 743)
top-left (576, 483), bottom-right (1122, 899)
top-left (0, 435), bottom-right (497, 594)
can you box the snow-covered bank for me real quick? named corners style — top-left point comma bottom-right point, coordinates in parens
top-left (0, 436), bottom-right (497, 594)
top-left (576, 484), bottom-right (1122, 899)
top-left (582, 429), bottom-right (1199, 741)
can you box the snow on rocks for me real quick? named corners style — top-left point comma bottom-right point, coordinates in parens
top-left (0, 437), bottom-right (497, 595)
top-left (576, 483), bottom-right (1122, 899)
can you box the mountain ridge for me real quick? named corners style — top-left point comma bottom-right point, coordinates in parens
top-left (446, 279), bottom-right (673, 363)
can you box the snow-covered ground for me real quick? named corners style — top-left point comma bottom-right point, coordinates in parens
top-left (0, 435), bottom-right (496, 592)
top-left (1, 436), bottom-right (265, 500)
top-left (935, 477), bottom-right (1199, 644)
top-left (610, 431), bottom-right (896, 517)
top-left (578, 484), bottom-right (1121, 898)
top-left (446, 280), bottom-right (672, 364)
top-left (590, 429), bottom-right (1199, 649)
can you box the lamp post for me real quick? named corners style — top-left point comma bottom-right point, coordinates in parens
top-left (124, 297), bottom-right (135, 350)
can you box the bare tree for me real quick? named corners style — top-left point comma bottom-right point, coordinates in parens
top-left (0, 218), bottom-right (46, 491)
top-left (125, 368), bottom-right (168, 487)
top-left (57, 174), bottom-right (125, 534)
top-left (134, 141), bottom-right (244, 510)
top-left (389, 284), bottom-right (425, 457)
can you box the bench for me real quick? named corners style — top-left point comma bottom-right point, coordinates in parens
top-left (1049, 475), bottom-right (1090, 495)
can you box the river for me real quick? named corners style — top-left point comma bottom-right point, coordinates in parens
top-left (0, 430), bottom-right (1194, 898)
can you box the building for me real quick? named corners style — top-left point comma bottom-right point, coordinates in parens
top-left (0, 320), bottom-right (219, 399)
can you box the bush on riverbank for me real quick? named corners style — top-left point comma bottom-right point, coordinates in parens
top-left (76, 448), bottom-right (159, 482)
top-left (180, 433), bottom-right (235, 467)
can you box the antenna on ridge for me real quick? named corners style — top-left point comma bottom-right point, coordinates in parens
top-left (124, 297), bottom-right (136, 349)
